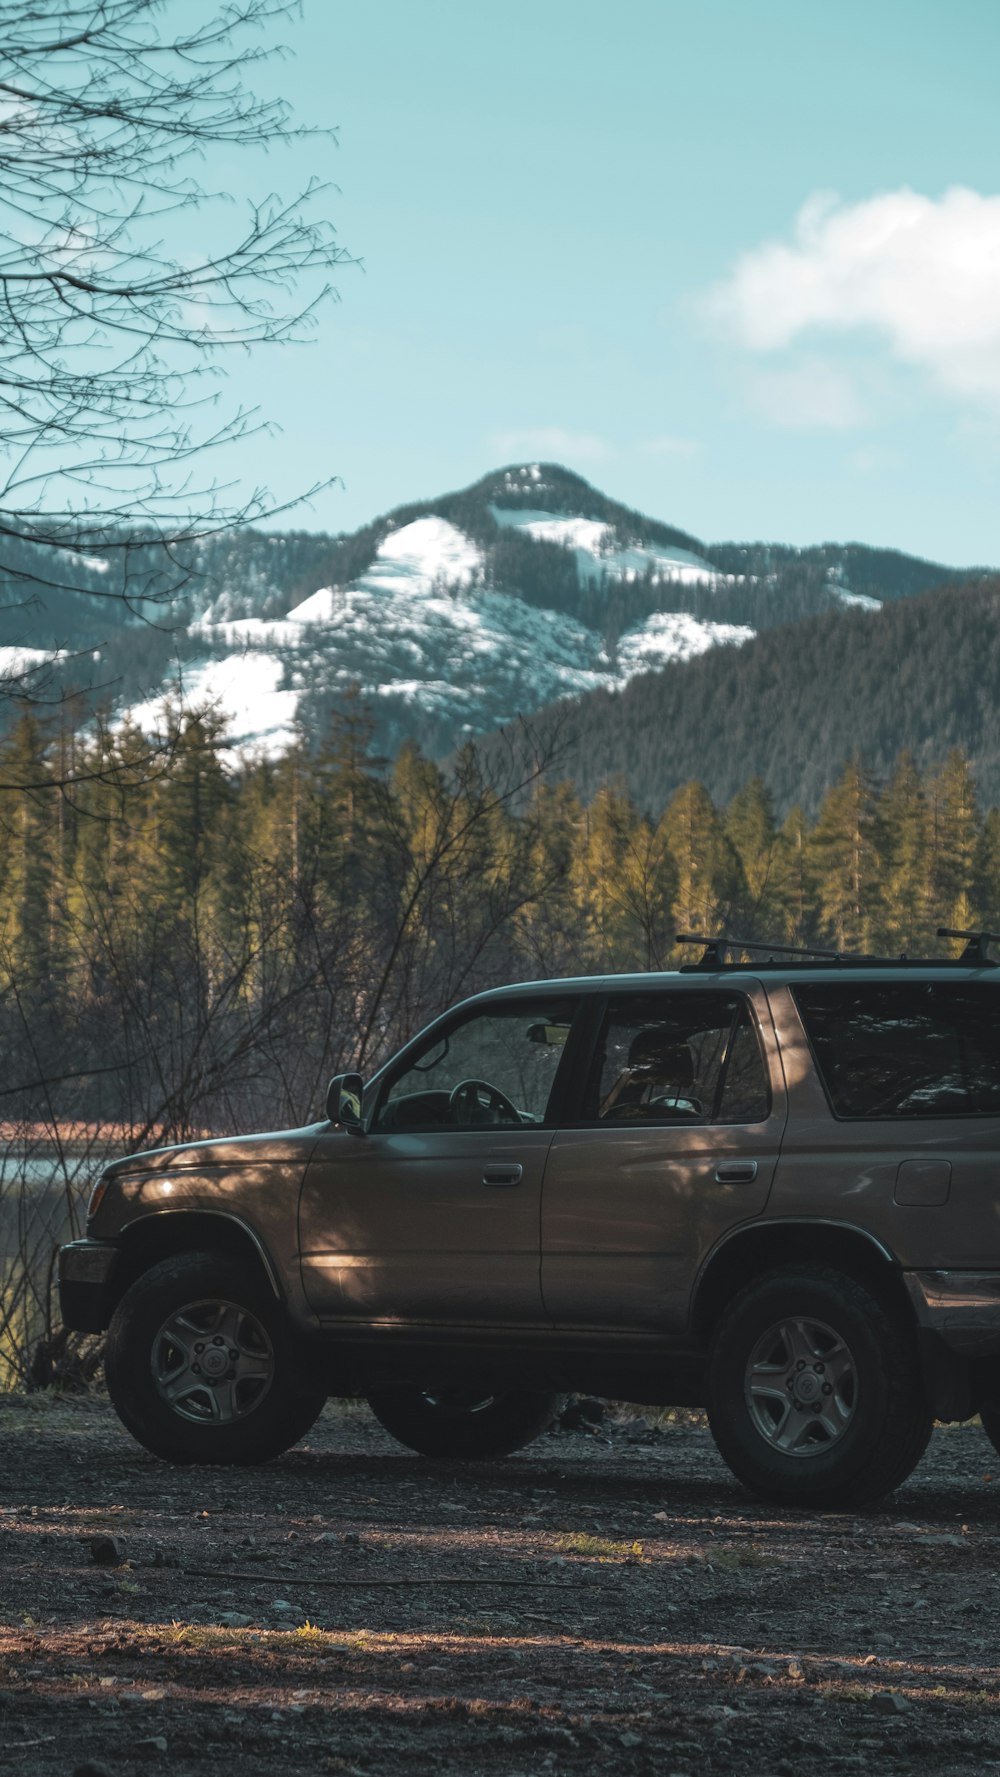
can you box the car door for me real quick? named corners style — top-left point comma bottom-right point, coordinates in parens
top-left (299, 995), bottom-right (580, 1326)
top-left (540, 982), bottom-right (787, 1332)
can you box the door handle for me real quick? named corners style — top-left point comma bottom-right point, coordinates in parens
top-left (715, 1161), bottom-right (758, 1185)
top-left (482, 1164), bottom-right (523, 1188)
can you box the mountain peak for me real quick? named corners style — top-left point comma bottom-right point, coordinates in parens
top-left (0, 464), bottom-right (984, 781)
top-left (474, 461), bottom-right (598, 505)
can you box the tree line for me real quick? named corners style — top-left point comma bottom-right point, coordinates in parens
top-left (0, 700), bottom-right (996, 1143)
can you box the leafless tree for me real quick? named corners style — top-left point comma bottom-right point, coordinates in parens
top-left (0, 0), bottom-right (350, 636)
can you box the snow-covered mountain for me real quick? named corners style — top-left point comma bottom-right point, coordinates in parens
top-left (168, 500), bottom-right (750, 755)
top-left (0, 464), bottom-right (983, 759)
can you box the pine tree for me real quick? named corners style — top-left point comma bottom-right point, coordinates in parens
top-left (61, 719), bottom-right (146, 1015)
top-left (875, 750), bottom-right (933, 951)
top-left (929, 749), bottom-right (980, 937)
top-left (517, 779), bottom-right (584, 974)
top-left (244, 745), bottom-right (306, 883)
top-left (808, 757), bottom-right (880, 952)
top-left (725, 777), bottom-right (780, 936)
top-left (0, 713), bottom-right (59, 996)
top-left (308, 689), bottom-right (391, 914)
top-left (391, 741), bottom-right (448, 882)
top-left (974, 808), bottom-right (1000, 932)
top-left (770, 805), bottom-right (811, 944)
top-left (662, 780), bottom-right (743, 948)
top-left (149, 707), bottom-right (234, 923)
top-left (570, 783), bottom-right (676, 970)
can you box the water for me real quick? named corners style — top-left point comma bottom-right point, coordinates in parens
top-left (0, 1147), bottom-right (110, 1384)
top-left (0, 1148), bottom-right (100, 1261)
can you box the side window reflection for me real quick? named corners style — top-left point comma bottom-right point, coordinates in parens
top-left (793, 982), bottom-right (1000, 1118)
top-left (373, 1001), bottom-right (577, 1133)
top-left (584, 993), bottom-right (769, 1125)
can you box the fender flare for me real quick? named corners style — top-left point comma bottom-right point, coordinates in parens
top-left (117, 1207), bottom-right (283, 1298)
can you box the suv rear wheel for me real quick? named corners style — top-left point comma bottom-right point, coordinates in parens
top-left (105, 1252), bottom-right (327, 1465)
top-left (366, 1384), bottom-right (561, 1458)
top-left (978, 1404), bottom-right (1000, 1462)
top-left (707, 1266), bottom-right (931, 1507)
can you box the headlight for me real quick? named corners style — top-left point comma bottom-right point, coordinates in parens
top-left (87, 1174), bottom-right (110, 1222)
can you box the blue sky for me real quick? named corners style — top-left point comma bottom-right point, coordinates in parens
top-left (216, 0), bottom-right (1000, 565)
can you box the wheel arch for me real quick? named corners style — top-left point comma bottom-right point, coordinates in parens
top-left (691, 1218), bottom-right (912, 1345)
top-left (110, 1211), bottom-right (282, 1315)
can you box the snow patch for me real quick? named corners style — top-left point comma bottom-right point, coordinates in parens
top-left (285, 587), bottom-right (341, 626)
top-left (129, 653), bottom-right (298, 758)
top-left (65, 552), bottom-right (110, 574)
top-left (832, 586), bottom-right (882, 611)
top-left (191, 613), bottom-right (306, 647)
top-left (493, 509), bottom-right (610, 553)
top-left (488, 505), bottom-right (719, 584)
top-left (502, 465), bottom-right (547, 492)
top-left (617, 613), bottom-right (754, 675)
top-left (826, 564), bottom-right (882, 612)
top-left (359, 516), bottom-right (484, 599)
top-left (0, 645), bottom-right (61, 678)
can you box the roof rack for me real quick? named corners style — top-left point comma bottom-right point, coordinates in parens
top-left (676, 934), bottom-right (842, 970)
top-left (676, 930), bottom-right (1000, 972)
top-left (937, 927), bottom-right (1000, 966)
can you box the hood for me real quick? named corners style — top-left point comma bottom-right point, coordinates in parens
top-left (104, 1122), bottom-right (329, 1177)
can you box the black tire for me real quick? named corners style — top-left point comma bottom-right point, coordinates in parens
top-left (105, 1252), bottom-right (327, 1465)
top-left (707, 1265), bottom-right (932, 1508)
top-left (366, 1384), bottom-right (562, 1459)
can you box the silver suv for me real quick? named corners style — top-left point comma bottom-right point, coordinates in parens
top-left (58, 933), bottom-right (1000, 1506)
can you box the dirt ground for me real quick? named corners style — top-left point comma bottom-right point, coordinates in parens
top-left (1, 1398), bottom-right (1000, 1777)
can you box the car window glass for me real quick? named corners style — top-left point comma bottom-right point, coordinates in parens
top-left (793, 982), bottom-right (1000, 1118)
top-left (582, 992), bottom-right (768, 1125)
top-left (716, 1008), bottom-right (771, 1123)
top-left (374, 1001), bottom-right (577, 1133)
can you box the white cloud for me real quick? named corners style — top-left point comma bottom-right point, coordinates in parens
top-left (487, 426), bottom-right (609, 463)
top-left (706, 186), bottom-right (1000, 409)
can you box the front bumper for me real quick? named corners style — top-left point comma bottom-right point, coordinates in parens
top-left (905, 1270), bottom-right (1000, 1357)
top-left (58, 1239), bottom-right (120, 1333)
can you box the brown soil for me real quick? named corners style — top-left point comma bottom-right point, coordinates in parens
top-left (1, 1397), bottom-right (998, 1776)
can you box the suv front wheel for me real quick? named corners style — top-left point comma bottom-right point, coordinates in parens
top-left (707, 1266), bottom-right (931, 1507)
top-left (105, 1252), bottom-right (328, 1465)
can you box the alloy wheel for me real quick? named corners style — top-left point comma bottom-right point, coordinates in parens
top-left (151, 1297), bottom-right (274, 1425)
top-left (744, 1315), bottom-right (858, 1458)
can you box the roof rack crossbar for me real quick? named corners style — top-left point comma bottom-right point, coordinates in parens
top-left (673, 928), bottom-right (1000, 971)
top-left (937, 927), bottom-right (1000, 966)
top-left (675, 933), bottom-right (841, 967)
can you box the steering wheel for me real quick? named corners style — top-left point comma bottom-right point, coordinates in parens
top-left (448, 1078), bottom-right (521, 1126)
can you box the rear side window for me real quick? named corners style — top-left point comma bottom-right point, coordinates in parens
top-left (581, 991), bottom-right (770, 1125)
top-left (793, 982), bottom-right (1000, 1118)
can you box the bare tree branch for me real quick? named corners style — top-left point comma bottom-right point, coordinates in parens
top-left (0, 0), bottom-right (350, 703)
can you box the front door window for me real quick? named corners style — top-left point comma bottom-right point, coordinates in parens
top-left (373, 1000), bottom-right (577, 1133)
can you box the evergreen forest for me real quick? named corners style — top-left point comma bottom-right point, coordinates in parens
top-left (535, 575), bottom-right (1000, 814)
top-left (1, 695), bottom-right (998, 1148)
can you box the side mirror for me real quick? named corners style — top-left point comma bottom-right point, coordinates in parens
top-left (526, 1021), bottom-right (571, 1046)
top-left (326, 1072), bottom-right (366, 1136)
